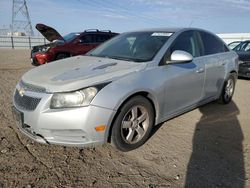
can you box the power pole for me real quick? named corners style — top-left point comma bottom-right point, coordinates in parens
top-left (11, 0), bottom-right (34, 36)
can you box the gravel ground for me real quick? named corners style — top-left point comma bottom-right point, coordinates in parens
top-left (0, 49), bottom-right (249, 188)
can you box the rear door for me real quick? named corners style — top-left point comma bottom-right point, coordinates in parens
top-left (198, 31), bottom-right (229, 99)
top-left (161, 31), bottom-right (205, 116)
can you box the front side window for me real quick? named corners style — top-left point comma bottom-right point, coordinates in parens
top-left (162, 31), bottom-right (201, 64)
top-left (170, 31), bottom-right (201, 58)
top-left (88, 32), bottom-right (171, 62)
top-left (95, 34), bottom-right (111, 43)
top-left (80, 34), bottom-right (94, 44)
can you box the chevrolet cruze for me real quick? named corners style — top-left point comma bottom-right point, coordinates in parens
top-left (12, 28), bottom-right (239, 151)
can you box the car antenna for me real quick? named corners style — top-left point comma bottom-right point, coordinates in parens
top-left (188, 20), bottom-right (194, 27)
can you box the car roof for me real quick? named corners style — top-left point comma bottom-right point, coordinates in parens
top-left (79, 29), bottom-right (118, 35)
top-left (130, 27), bottom-right (182, 33)
top-left (126, 27), bottom-right (211, 34)
top-left (241, 40), bottom-right (250, 43)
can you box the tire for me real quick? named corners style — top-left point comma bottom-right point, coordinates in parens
top-left (218, 73), bottom-right (237, 104)
top-left (31, 58), bottom-right (39, 66)
top-left (55, 53), bottom-right (69, 60)
top-left (111, 96), bottom-right (154, 151)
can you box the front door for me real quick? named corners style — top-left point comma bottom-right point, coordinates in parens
top-left (161, 31), bottom-right (205, 117)
top-left (74, 34), bottom-right (96, 55)
top-left (162, 58), bottom-right (205, 117)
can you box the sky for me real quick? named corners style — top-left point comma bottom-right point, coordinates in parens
top-left (0, 0), bottom-right (250, 36)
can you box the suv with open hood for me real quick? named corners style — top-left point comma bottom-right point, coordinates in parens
top-left (31, 24), bottom-right (118, 65)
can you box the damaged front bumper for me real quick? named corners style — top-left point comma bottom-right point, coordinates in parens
top-left (12, 85), bottom-right (116, 147)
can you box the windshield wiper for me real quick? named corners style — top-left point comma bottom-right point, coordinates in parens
top-left (88, 54), bottom-right (134, 61)
top-left (108, 56), bottom-right (134, 62)
top-left (87, 54), bottom-right (145, 62)
top-left (111, 56), bottom-right (146, 62)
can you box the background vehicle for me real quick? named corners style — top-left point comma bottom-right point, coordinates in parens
top-left (228, 41), bottom-right (242, 49)
top-left (232, 40), bottom-right (250, 77)
top-left (31, 23), bottom-right (118, 65)
top-left (13, 28), bottom-right (238, 151)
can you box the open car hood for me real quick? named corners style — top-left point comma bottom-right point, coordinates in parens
top-left (36, 23), bottom-right (64, 42)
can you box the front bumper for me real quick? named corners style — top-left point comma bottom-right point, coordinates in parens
top-left (12, 86), bottom-right (116, 147)
top-left (238, 63), bottom-right (250, 78)
top-left (31, 52), bottom-right (54, 65)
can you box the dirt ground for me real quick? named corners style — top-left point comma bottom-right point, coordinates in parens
top-left (0, 48), bottom-right (249, 188)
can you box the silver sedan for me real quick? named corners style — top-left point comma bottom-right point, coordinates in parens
top-left (12, 28), bottom-right (239, 151)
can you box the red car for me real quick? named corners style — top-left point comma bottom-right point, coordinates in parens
top-left (31, 24), bottom-right (118, 65)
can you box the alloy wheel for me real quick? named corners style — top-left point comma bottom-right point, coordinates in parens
top-left (120, 105), bottom-right (149, 144)
top-left (224, 78), bottom-right (234, 100)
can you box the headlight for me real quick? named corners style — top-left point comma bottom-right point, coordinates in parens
top-left (50, 87), bottom-right (98, 109)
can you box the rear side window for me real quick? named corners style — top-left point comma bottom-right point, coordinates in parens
top-left (199, 31), bottom-right (228, 55)
top-left (95, 34), bottom-right (111, 43)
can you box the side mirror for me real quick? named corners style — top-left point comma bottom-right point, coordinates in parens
top-left (170, 50), bottom-right (193, 63)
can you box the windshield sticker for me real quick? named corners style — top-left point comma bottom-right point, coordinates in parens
top-left (151, 32), bottom-right (173, 37)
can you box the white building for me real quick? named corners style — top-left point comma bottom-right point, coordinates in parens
top-left (217, 33), bottom-right (250, 44)
top-left (7, 32), bottom-right (26, 36)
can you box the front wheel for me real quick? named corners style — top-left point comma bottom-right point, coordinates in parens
top-left (111, 96), bottom-right (154, 151)
top-left (218, 73), bottom-right (237, 104)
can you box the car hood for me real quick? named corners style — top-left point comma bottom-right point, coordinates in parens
top-left (21, 56), bottom-right (146, 92)
top-left (36, 23), bottom-right (64, 42)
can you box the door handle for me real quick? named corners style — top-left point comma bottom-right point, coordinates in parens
top-left (196, 68), bottom-right (204, 73)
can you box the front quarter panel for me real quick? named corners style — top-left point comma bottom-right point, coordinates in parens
top-left (91, 66), bottom-right (166, 124)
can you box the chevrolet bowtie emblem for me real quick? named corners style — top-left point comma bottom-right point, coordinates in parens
top-left (18, 87), bottom-right (25, 97)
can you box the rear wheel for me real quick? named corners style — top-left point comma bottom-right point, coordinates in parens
top-left (111, 96), bottom-right (154, 151)
top-left (218, 73), bottom-right (236, 104)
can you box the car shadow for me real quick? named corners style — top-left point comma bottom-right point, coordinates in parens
top-left (149, 122), bottom-right (164, 139)
top-left (238, 76), bottom-right (250, 80)
top-left (185, 101), bottom-right (245, 187)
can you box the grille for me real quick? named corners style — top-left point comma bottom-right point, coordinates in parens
top-left (19, 80), bottom-right (46, 93)
top-left (14, 90), bottom-right (41, 111)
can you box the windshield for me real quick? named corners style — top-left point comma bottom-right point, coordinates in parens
top-left (63, 32), bottom-right (80, 42)
top-left (228, 41), bottom-right (241, 50)
top-left (88, 31), bottom-right (172, 62)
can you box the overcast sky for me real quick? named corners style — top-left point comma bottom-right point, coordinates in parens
top-left (0, 0), bottom-right (250, 36)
